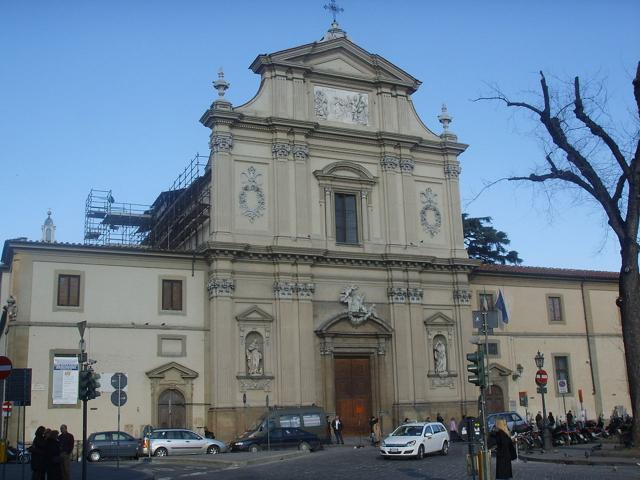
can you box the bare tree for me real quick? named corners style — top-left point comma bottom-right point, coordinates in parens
top-left (478, 62), bottom-right (640, 445)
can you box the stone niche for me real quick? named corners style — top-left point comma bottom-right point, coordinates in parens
top-left (236, 305), bottom-right (274, 392)
top-left (424, 312), bottom-right (458, 389)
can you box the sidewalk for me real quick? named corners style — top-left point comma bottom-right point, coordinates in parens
top-left (518, 442), bottom-right (640, 467)
top-left (0, 462), bottom-right (154, 480)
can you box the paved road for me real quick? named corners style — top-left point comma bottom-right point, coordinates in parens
top-left (130, 443), bottom-right (640, 480)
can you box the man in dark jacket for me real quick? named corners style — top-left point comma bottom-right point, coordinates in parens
top-left (29, 426), bottom-right (47, 480)
top-left (331, 415), bottom-right (344, 444)
top-left (58, 425), bottom-right (74, 480)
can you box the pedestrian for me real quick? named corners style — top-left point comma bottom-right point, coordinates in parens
top-left (436, 413), bottom-right (444, 424)
top-left (373, 419), bottom-right (382, 447)
top-left (402, 417), bottom-right (409, 424)
top-left (58, 424), bottom-right (74, 480)
top-left (44, 429), bottom-right (62, 480)
top-left (535, 411), bottom-right (543, 431)
top-left (331, 415), bottom-right (344, 445)
top-left (547, 412), bottom-right (555, 427)
top-left (325, 415), bottom-right (332, 444)
top-left (494, 418), bottom-right (516, 479)
top-left (448, 417), bottom-right (458, 441)
top-left (368, 416), bottom-right (378, 445)
top-left (566, 410), bottom-right (574, 427)
top-left (29, 426), bottom-right (47, 480)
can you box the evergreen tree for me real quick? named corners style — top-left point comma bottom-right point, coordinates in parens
top-left (462, 214), bottom-right (523, 265)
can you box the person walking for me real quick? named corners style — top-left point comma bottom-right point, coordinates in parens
top-left (547, 412), bottom-right (555, 428)
top-left (325, 416), bottom-right (333, 444)
top-left (448, 417), bottom-right (458, 442)
top-left (44, 429), bottom-right (62, 480)
top-left (29, 426), bottom-right (47, 480)
top-left (535, 411), bottom-right (543, 431)
top-left (331, 415), bottom-right (344, 445)
top-left (494, 418), bottom-right (516, 479)
top-left (58, 425), bottom-right (74, 480)
top-left (436, 413), bottom-right (444, 424)
top-left (373, 419), bottom-right (382, 447)
top-left (368, 416), bottom-right (378, 445)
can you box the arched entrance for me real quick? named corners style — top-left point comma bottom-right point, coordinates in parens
top-left (486, 384), bottom-right (505, 413)
top-left (158, 389), bottom-right (186, 428)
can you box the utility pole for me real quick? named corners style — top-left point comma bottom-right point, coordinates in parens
top-left (76, 321), bottom-right (88, 480)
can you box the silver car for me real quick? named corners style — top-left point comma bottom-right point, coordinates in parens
top-left (143, 428), bottom-right (226, 456)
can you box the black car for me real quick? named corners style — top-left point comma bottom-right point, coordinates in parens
top-left (87, 431), bottom-right (140, 461)
top-left (230, 427), bottom-right (321, 452)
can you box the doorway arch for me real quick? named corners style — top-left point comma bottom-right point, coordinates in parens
top-left (486, 384), bottom-right (505, 413)
top-left (158, 389), bottom-right (186, 428)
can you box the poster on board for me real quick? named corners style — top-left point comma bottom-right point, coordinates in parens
top-left (52, 356), bottom-right (79, 404)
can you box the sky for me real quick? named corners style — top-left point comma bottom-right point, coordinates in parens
top-left (1, 0), bottom-right (638, 271)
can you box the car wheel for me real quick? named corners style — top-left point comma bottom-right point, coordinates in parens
top-left (249, 444), bottom-right (260, 453)
top-left (416, 445), bottom-right (424, 460)
top-left (207, 445), bottom-right (220, 455)
top-left (89, 450), bottom-right (101, 462)
top-left (440, 440), bottom-right (449, 456)
top-left (154, 447), bottom-right (168, 457)
top-left (298, 441), bottom-right (311, 452)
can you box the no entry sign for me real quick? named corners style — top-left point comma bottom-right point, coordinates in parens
top-left (535, 369), bottom-right (548, 386)
top-left (0, 356), bottom-right (12, 380)
top-left (2, 401), bottom-right (11, 416)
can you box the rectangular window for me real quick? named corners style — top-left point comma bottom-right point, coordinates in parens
top-left (162, 279), bottom-right (183, 311)
top-left (478, 293), bottom-right (495, 311)
top-left (554, 355), bottom-right (571, 393)
top-left (335, 193), bottom-right (358, 244)
top-left (57, 274), bottom-right (81, 307)
top-left (547, 296), bottom-right (563, 322)
top-left (302, 414), bottom-right (322, 427)
top-left (480, 342), bottom-right (499, 356)
top-left (279, 415), bottom-right (301, 428)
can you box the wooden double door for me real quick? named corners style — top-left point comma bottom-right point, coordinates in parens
top-left (334, 357), bottom-right (372, 436)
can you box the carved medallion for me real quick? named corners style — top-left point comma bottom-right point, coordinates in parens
top-left (420, 188), bottom-right (442, 237)
top-left (239, 166), bottom-right (265, 222)
top-left (340, 285), bottom-right (376, 326)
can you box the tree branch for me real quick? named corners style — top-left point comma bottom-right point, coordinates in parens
top-left (574, 75), bottom-right (630, 177)
top-left (473, 95), bottom-right (543, 116)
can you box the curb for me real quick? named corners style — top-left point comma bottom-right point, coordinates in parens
top-left (519, 454), bottom-right (640, 467)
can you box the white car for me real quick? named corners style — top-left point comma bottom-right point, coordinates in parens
top-left (380, 422), bottom-right (449, 459)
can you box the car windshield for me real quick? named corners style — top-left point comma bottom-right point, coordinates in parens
top-left (391, 425), bottom-right (423, 437)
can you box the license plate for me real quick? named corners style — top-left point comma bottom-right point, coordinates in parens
top-left (389, 448), bottom-right (400, 453)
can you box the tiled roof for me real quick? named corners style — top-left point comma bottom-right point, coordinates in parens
top-left (474, 263), bottom-right (618, 281)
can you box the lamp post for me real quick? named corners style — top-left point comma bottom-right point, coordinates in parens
top-left (534, 351), bottom-right (552, 450)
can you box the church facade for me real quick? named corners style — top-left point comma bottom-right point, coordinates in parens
top-left (0, 22), bottom-right (630, 441)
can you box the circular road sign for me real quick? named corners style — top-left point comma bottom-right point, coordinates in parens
top-left (2, 401), bottom-right (12, 413)
top-left (535, 369), bottom-right (548, 386)
top-left (111, 390), bottom-right (127, 407)
top-left (0, 356), bottom-right (12, 380)
top-left (111, 372), bottom-right (127, 390)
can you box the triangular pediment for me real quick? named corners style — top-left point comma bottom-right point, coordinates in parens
top-left (315, 313), bottom-right (393, 336)
top-left (236, 305), bottom-right (274, 323)
top-left (424, 312), bottom-right (455, 327)
top-left (146, 362), bottom-right (199, 380)
top-left (489, 362), bottom-right (512, 376)
top-left (250, 38), bottom-right (421, 93)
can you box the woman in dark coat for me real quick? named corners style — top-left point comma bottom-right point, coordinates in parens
top-left (29, 426), bottom-right (47, 480)
top-left (494, 419), bottom-right (515, 479)
top-left (44, 429), bottom-right (62, 480)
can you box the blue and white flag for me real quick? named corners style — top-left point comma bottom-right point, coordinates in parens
top-left (496, 290), bottom-right (509, 324)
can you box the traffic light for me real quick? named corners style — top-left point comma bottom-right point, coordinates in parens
top-left (78, 370), bottom-right (91, 401)
top-left (466, 351), bottom-right (486, 387)
top-left (87, 370), bottom-right (101, 400)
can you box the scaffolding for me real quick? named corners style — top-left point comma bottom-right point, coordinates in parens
top-left (84, 189), bottom-right (152, 245)
top-left (83, 154), bottom-right (210, 250)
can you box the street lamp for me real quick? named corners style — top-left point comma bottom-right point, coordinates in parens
top-left (534, 351), bottom-right (552, 450)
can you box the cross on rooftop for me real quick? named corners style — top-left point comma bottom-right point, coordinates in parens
top-left (324, 0), bottom-right (344, 23)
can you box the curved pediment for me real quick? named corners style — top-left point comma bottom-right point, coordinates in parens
top-left (313, 161), bottom-right (377, 188)
top-left (315, 313), bottom-right (393, 336)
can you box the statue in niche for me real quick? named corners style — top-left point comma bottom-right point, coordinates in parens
top-left (246, 338), bottom-right (263, 376)
top-left (434, 338), bottom-right (447, 374)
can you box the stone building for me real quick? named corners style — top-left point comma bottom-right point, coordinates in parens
top-left (0, 21), bottom-right (630, 441)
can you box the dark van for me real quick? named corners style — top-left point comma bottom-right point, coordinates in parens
top-left (231, 406), bottom-right (329, 451)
